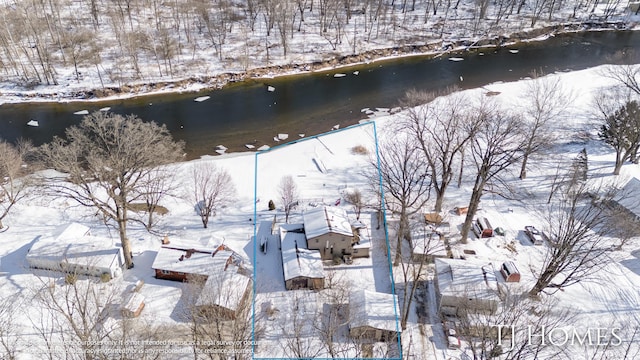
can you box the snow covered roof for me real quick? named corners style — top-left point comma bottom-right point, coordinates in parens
top-left (280, 224), bottom-right (324, 281)
top-left (434, 258), bottom-right (501, 304)
top-left (54, 222), bottom-right (91, 240)
top-left (411, 229), bottom-right (446, 257)
top-left (151, 242), bottom-right (244, 277)
top-left (303, 206), bottom-right (353, 240)
top-left (196, 265), bottom-right (251, 311)
top-left (122, 293), bottom-right (145, 314)
top-left (26, 223), bottom-right (122, 270)
top-left (348, 289), bottom-right (400, 333)
top-left (616, 177), bottom-right (640, 218)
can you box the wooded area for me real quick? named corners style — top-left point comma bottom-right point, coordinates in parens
top-left (0, 0), bottom-right (631, 89)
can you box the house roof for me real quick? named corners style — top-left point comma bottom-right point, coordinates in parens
top-left (303, 206), bottom-right (353, 239)
top-left (26, 223), bottom-right (122, 270)
top-left (151, 242), bottom-right (244, 277)
top-left (196, 265), bottom-right (251, 311)
top-left (348, 289), bottom-right (400, 333)
top-left (280, 224), bottom-right (324, 281)
top-left (411, 228), bottom-right (447, 257)
top-left (434, 258), bottom-right (501, 304)
top-left (616, 177), bottom-right (640, 218)
top-left (54, 222), bottom-right (91, 240)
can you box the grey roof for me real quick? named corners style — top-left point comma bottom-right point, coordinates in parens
top-left (303, 206), bottom-right (353, 240)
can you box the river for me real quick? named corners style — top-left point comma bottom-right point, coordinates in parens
top-left (0, 30), bottom-right (639, 158)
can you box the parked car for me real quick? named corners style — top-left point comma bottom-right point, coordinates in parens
top-left (524, 226), bottom-right (545, 245)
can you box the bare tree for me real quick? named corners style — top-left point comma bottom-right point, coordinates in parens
top-left (0, 139), bottom-right (37, 231)
top-left (529, 178), bottom-right (616, 297)
top-left (401, 89), bottom-right (476, 212)
top-left (277, 291), bottom-right (323, 358)
top-left (596, 99), bottom-right (640, 175)
top-left (61, 24), bottom-right (99, 82)
top-left (460, 103), bottom-right (526, 242)
top-left (184, 272), bottom-right (254, 360)
top-left (315, 270), bottom-right (362, 357)
top-left (344, 189), bottom-right (365, 220)
top-left (518, 70), bottom-right (572, 180)
top-left (278, 175), bottom-right (299, 223)
top-left (134, 167), bottom-right (177, 231)
top-left (0, 294), bottom-right (20, 359)
top-left (458, 290), bottom-right (573, 360)
top-left (374, 133), bottom-right (431, 266)
top-left (602, 64), bottom-right (640, 95)
top-left (189, 163), bottom-right (236, 229)
top-left (397, 218), bottom-right (445, 329)
top-left (39, 112), bottom-right (185, 268)
top-left (31, 274), bottom-right (120, 358)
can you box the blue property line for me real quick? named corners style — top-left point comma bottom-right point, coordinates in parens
top-left (252, 151), bottom-right (258, 360)
top-left (251, 120), bottom-right (401, 360)
top-left (373, 120), bottom-right (403, 359)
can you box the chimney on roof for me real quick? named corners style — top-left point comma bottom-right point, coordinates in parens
top-left (162, 235), bottom-right (170, 245)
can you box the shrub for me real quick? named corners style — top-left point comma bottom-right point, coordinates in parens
top-left (351, 145), bottom-right (369, 155)
top-left (100, 273), bottom-right (112, 283)
top-left (65, 274), bottom-right (78, 284)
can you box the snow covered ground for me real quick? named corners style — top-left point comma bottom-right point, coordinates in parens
top-left (2, 64), bottom-right (640, 359)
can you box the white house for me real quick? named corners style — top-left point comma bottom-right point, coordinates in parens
top-left (152, 241), bottom-right (246, 282)
top-left (348, 289), bottom-right (401, 341)
top-left (303, 206), bottom-right (355, 260)
top-left (26, 223), bottom-right (125, 279)
top-left (434, 258), bottom-right (502, 315)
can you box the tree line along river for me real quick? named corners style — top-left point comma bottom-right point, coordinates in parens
top-left (0, 30), bottom-right (639, 159)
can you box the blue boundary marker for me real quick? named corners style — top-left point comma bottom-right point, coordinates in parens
top-left (252, 121), bottom-right (402, 360)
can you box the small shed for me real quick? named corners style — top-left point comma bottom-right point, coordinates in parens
top-left (474, 217), bottom-right (493, 238)
top-left (500, 261), bottom-right (520, 283)
top-left (434, 258), bottom-right (501, 315)
top-left (195, 266), bottom-right (252, 320)
top-left (280, 224), bottom-right (324, 290)
top-left (411, 227), bottom-right (447, 263)
top-left (122, 293), bottom-right (145, 318)
top-left (348, 289), bottom-right (400, 342)
top-left (424, 212), bottom-right (443, 224)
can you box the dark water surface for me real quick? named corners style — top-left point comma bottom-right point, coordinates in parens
top-left (1, 30), bottom-right (639, 158)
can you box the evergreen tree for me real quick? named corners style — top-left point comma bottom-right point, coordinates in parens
top-left (598, 100), bottom-right (640, 175)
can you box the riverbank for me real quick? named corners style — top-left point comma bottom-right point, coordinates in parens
top-left (0, 22), bottom-right (636, 105)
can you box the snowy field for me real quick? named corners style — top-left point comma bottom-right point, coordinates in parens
top-left (2, 64), bottom-right (640, 359)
